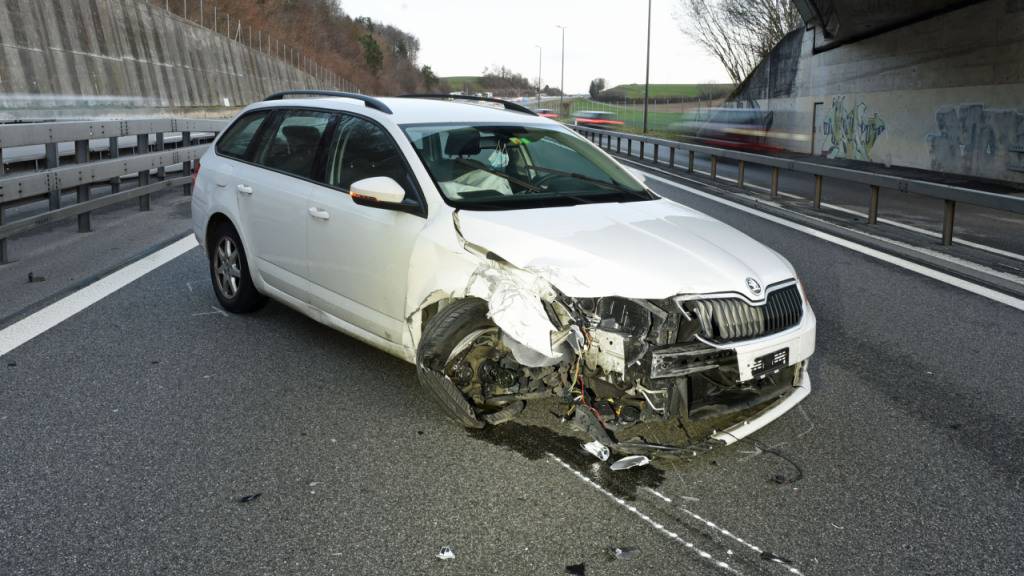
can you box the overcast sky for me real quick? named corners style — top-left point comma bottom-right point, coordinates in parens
top-left (338, 0), bottom-right (731, 92)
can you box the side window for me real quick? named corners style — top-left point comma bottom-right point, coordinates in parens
top-left (254, 110), bottom-right (332, 179)
top-left (216, 111), bottom-right (269, 160)
top-left (326, 115), bottom-right (413, 195)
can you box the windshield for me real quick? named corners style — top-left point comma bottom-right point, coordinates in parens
top-left (402, 123), bottom-right (654, 209)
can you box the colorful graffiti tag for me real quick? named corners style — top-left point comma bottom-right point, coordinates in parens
top-left (821, 96), bottom-right (886, 161)
top-left (927, 104), bottom-right (1024, 178)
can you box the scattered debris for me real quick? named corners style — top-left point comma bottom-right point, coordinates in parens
top-left (727, 549), bottom-right (734, 555)
top-left (6, 361), bottom-right (15, 368)
top-left (236, 493), bottom-right (262, 503)
top-left (606, 546), bottom-right (640, 561)
top-left (830, 522), bottom-right (844, 530)
top-left (610, 455), bottom-right (650, 471)
top-left (565, 563), bottom-right (586, 575)
top-left (582, 440), bottom-right (610, 462)
top-left (417, 430), bottom-right (424, 435)
top-left (761, 551), bottom-right (794, 565)
top-left (27, 272), bottom-right (46, 283)
top-left (435, 546), bottom-right (455, 560)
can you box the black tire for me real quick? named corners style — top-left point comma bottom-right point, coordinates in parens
top-left (208, 222), bottom-right (266, 314)
top-left (416, 298), bottom-right (497, 429)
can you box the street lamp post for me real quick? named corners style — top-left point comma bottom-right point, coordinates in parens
top-left (556, 25), bottom-right (566, 111)
top-left (643, 0), bottom-right (652, 133)
top-left (535, 45), bottom-right (543, 107)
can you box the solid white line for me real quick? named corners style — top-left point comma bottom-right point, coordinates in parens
top-left (0, 236), bottom-right (198, 356)
top-left (641, 170), bottom-right (1024, 313)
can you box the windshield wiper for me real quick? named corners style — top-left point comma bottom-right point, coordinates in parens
top-left (454, 158), bottom-right (545, 193)
top-left (529, 165), bottom-right (652, 198)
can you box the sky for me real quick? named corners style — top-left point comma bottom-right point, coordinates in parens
top-left (337, 0), bottom-right (731, 92)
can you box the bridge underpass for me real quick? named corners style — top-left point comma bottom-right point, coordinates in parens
top-left (1, 164), bottom-right (1022, 576)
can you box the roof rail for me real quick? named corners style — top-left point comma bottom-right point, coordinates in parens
top-left (397, 94), bottom-right (538, 116)
top-left (263, 90), bottom-right (392, 114)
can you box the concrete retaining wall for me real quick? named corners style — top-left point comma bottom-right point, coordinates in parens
top-left (733, 0), bottom-right (1024, 183)
top-left (0, 0), bottom-right (329, 119)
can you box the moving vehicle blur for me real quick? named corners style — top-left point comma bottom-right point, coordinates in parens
top-left (668, 107), bottom-right (778, 152)
top-left (572, 110), bottom-right (625, 127)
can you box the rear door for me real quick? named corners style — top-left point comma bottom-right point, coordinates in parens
top-left (305, 113), bottom-right (427, 343)
top-left (236, 108), bottom-right (333, 298)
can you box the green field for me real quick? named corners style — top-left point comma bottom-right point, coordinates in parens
top-left (441, 76), bottom-right (485, 92)
top-left (599, 83), bottom-right (733, 100)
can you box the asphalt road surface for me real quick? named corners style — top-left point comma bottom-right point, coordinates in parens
top-left (1, 173), bottom-right (1022, 576)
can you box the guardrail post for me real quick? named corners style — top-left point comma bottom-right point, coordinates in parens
top-left (627, 139), bottom-right (632, 157)
top-left (108, 137), bottom-right (120, 196)
top-left (770, 167), bottom-right (779, 198)
top-left (653, 144), bottom-right (659, 164)
top-left (942, 200), bottom-right (956, 246)
top-left (137, 134), bottom-right (151, 211)
top-left (814, 175), bottom-right (823, 209)
top-left (182, 131), bottom-right (193, 196)
top-left (737, 160), bottom-right (745, 188)
top-left (687, 150), bottom-right (694, 173)
top-left (639, 140), bottom-right (645, 161)
top-left (616, 137), bottom-right (621, 153)
top-left (46, 143), bottom-right (60, 210)
top-left (868, 185), bottom-right (880, 224)
top-left (75, 140), bottom-right (91, 232)
top-left (669, 147), bottom-right (675, 168)
top-left (710, 156), bottom-right (718, 180)
top-left (156, 132), bottom-right (166, 182)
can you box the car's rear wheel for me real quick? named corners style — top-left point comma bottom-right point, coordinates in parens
top-left (208, 222), bottom-right (266, 313)
top-left (416, 298), bottom-right (524, 428)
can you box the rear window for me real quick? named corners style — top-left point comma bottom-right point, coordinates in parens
top-left (215, 111), bottom-right (269, 160)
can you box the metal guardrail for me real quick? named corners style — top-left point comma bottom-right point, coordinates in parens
top-left (0, 119), bottom-right (228, 263)
top-left (574, 126), bottom-right (1024, 246)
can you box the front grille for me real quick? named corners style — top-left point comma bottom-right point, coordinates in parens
top-left (684, 284), bottom-right (803, 343)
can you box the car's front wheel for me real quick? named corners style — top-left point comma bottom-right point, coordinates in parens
top-left (208, 222), bottom-right (266, 313)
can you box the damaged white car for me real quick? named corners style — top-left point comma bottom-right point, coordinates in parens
top-left (192, 91), bottom-right (815, 456)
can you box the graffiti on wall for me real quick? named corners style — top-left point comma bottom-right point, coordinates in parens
top-left (820, 96), bottom-right (886, 161)
top-left (927, 104), bottom-right (1024, 177)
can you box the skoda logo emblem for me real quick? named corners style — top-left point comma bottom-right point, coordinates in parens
top-left (746, 277), bottom-right (762, 295)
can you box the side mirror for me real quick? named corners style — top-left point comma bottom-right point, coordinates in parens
top-left (626, 167), bottom-right (647, 184)
top-left (350, 176), bottom-right (406, 207)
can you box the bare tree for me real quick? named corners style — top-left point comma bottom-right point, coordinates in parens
top-left (676, 0), bottom-right (801, 84)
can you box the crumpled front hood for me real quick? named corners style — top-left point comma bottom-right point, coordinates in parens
top-left (456, 199), bottom-right (795, 299)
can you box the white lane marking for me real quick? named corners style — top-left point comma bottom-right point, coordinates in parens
top-left (0, 236), bottom-right (198, 356)
top-left (641, 170), bottom-right (1024, 313)
top-left (645, 487), bottom-right (673, 503)
top-left (548, 454), bottom-right (737, 574)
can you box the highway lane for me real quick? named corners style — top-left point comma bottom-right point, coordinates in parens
top-left (1, 174), bottom-right (1023, 575)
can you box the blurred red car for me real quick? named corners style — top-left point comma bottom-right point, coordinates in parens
top-left (572, 110), bottom-right (624, 127)
top-left (535, 108), bottom-right (559, 119)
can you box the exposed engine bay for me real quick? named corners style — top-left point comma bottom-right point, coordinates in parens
top-left (436, 291), bottom-right (807, 457)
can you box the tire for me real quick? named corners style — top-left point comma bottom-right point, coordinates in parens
top-left (208, 222), bottom-right (266, 314)
top-left (416, 298), bottom-right (497, 429)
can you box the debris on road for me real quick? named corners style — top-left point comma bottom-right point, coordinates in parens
top-left (761, 550), bottom-right (794, 565)
top-left (582, 440), bottom-right (610, 462)
top-left (27, 272), bottom-right (45, 283)
top-left (236, 493), bottom-right (262, 503)
top-left (606, 546), bottom-right (640, 561)
top-left (435, 546), bottom-right (455, 560)
top-left (565, 562), bottom-right (586, 575)
top-left (610, 455), bottom-right (650, 471)
top-left (482, 400), bottom-right (525, 425)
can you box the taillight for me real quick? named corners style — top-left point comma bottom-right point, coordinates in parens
top-left (192, 159), bottom-right (201, 187)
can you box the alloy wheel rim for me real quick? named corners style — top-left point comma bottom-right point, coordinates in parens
top-left (214, 237), bottom-right (242, 299)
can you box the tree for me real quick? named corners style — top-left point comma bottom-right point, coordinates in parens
top-left (588, 78), bottom-right (606, 99)
top-left (359, 32), bottom-right (383, 76)
top-left (421, 65), bottom-right (439, 90)
top-left (675, 0), bottom-right (801, 84)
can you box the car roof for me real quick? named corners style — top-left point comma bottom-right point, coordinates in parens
top-left (244, 96), bottom-right (559, 126)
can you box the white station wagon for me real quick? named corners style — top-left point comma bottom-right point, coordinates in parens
top-left (192, 91), bottom-right (815, 456)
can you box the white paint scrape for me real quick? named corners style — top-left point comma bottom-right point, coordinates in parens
top-left (0, 236), bottom-right (198, 356)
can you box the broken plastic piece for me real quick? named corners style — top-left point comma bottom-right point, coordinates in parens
top-left (608, 546), bottom-right (640, 561)
top-left (482, 400), bottom-right (525, 425)
top-left (609, 455), bottom-right (650, 471)
top-left (436, 546), bottom-right (455, 560)
top-left (236, 493), bottom-right (262, 503)
top-left (582, 440), bottom-right (610, 462)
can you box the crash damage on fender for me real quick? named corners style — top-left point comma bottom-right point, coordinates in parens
top-left (409, 200), bottom-right (816, 459)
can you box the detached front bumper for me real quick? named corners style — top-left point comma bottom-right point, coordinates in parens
top-left (711, 361), bottom-right (811, 445)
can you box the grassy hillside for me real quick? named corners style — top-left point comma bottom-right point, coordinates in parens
top-left (599, 83), bottom-right (734, 101)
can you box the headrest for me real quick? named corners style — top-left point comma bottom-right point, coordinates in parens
top-left (282, 125), bottom-right (322, 147)
top-left (445, 129), bottom-right (481, 157)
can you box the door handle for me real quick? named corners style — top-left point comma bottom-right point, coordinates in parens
top-left (308, 207), bottom-right (331, 221)
top-left (236, 184), bottom-right (253, 195)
